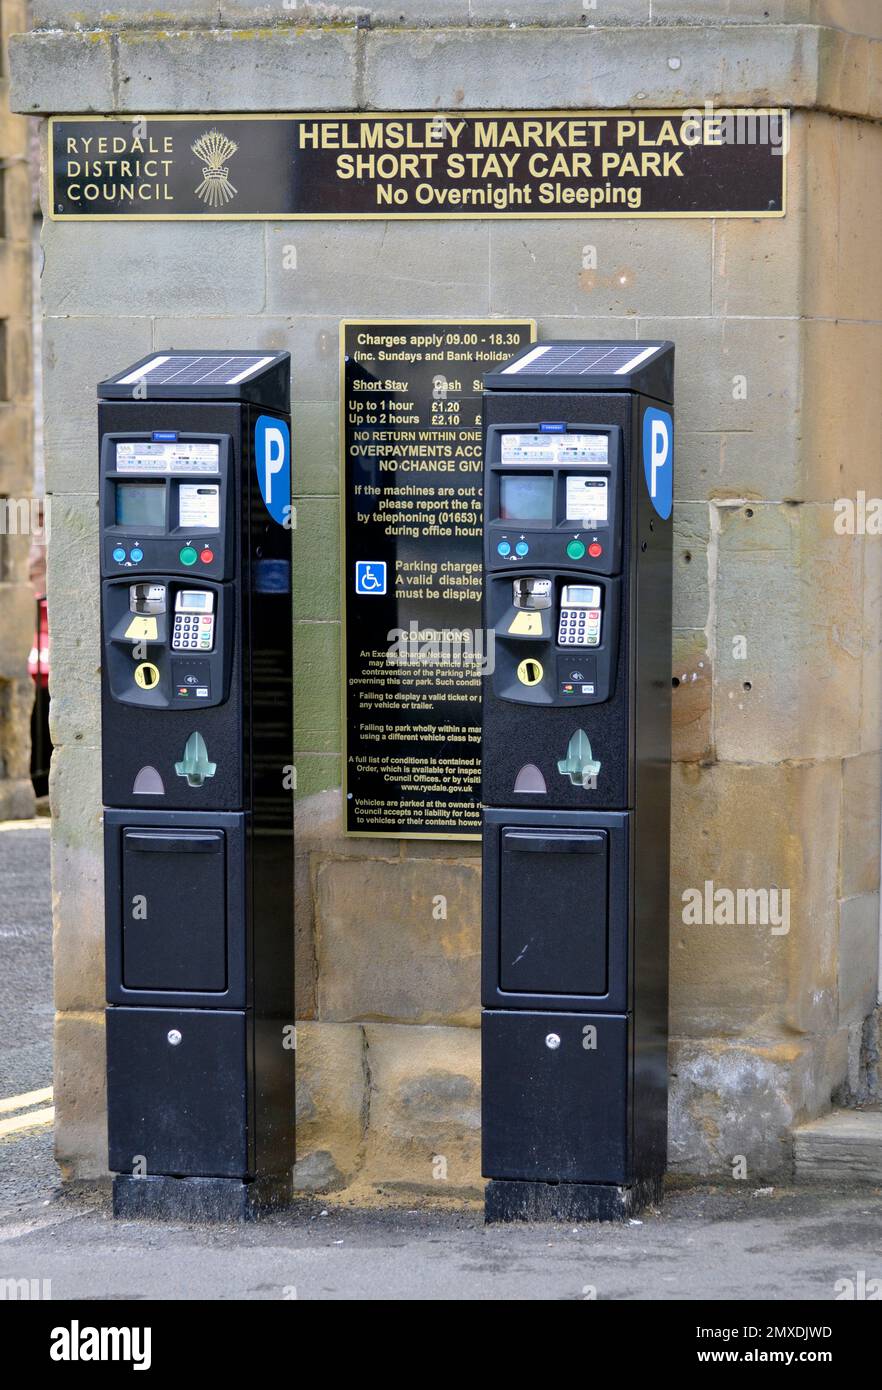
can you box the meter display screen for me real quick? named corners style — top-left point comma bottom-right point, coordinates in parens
top-left (562, 585), bottom-right (601, 606)
top-left (177, 591), bottom-right (213, 612)
top-left (566, 475), bottom-right (609, 523)
top-left (500, 433), bottom-right (609, 465)
top-left (499, 474), bottom-right (554, 522)
top-left (115, 482), bottom-right (165, 528)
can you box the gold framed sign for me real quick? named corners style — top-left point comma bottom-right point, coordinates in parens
top-left (49, 110), bottom-right (787, 221)
top-left (340, 318), bottom-right (535, 839)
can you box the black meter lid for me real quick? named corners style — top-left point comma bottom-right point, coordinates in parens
top-left (98, 349), bottom-right (290, 410)
top-left (484, 339), bottom-right (673, 401)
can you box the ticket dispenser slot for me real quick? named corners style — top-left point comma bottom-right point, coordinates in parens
top-left (500, 829), bottom-right (608, 996)
top-left (122, 829), bottom-right (227, 993)
top-left (484, 807), bottom-right (629, 1013)
top-left (105, 806), bottom-right (247, 1010)
top-left (481, 340), bottom-right (674, 1225)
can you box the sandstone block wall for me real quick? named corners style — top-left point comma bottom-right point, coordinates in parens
top-left (9, 1), bottom-right (882, 1193)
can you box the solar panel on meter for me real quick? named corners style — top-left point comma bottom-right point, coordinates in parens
top-left (503, 344), bottom-right (647, 376)
top-left (115, 355), bottom-right (273, 386)
top-left (98, 350), bottom-right (291, 407)
top-left (483, 340), bottom-right (673, 399)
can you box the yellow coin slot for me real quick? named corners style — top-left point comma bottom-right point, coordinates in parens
top-left (508, 611), bottom-right (543, 637)
top-left (134, 661), bottom-right (161, 691)
top-left (516, 657), bottom-right (544, 687)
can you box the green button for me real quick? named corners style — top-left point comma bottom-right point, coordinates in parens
top-left (179, 546), bottom-right (198, 566)
top-left (566, 539), bottom-right (586, 560)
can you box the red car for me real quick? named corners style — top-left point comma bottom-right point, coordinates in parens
top-left (28, 594), bottom-right (50, 796)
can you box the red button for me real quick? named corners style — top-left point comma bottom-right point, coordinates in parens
top-left (200, 549), bottom-right (214, 564)
top-left (588, 542), bottom-right (603, 558)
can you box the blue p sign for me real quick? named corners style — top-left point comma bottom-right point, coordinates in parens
top-left (643, 407), bottom-right (673, 520)
top-left (255, 414), bottom-right (291, 525)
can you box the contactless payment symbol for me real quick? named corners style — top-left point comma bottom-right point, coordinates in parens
top-left (355, 561), bottom-right (387, 595)
top-left (255, 414), bottom-right (291, 526)
top-left (643, 407), bottom-right (673, 520)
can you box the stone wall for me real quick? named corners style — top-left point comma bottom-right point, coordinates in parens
top-left (0, 0), bottom-right (35, 822)
top-left (9, 2), bottom-right (882, 1194)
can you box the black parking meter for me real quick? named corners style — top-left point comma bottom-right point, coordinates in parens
top-left (480, 341), bottom-right (674, 1222)
top-left (98, 351), bottom-right (295, 1220)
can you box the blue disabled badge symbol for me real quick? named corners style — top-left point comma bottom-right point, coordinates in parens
top-left (355, 561), bottom-right (387, 595)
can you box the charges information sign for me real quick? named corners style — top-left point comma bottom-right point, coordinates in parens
top-left (50, 111), bottom-right (787, 220)
top-left (342, 319), bottom-right (535, 838)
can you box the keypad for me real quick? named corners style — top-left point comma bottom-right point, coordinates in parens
top-left (557, 607), bottom-right (601, 647)
top-left (172, 614), bottom-right (214, 651)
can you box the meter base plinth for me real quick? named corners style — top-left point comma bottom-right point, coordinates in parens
top-left (484, 1176), bottom-right (663, 1225)
top-left (112, 1172), bottom-right (292, 1223)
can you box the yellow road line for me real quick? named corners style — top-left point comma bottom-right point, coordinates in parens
top-left (0, 1106), bottom-right (55, 1138)
top-left (0, 1087), bottom-right (53, 1116)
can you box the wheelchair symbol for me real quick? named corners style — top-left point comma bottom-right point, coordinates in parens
top-left (355, 561), bottom-right (387, 595)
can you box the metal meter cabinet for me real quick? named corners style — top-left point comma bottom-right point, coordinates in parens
top-left (480, 341), bottom-right (674, 1223)
top-left (98, 350), bottom-right (295, 1221)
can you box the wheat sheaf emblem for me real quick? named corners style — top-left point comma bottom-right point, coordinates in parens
top-left (192, 129), bottom-right (239, 209)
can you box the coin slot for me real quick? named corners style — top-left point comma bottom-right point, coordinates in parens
top-left (516, 657), bottom-right (544, 686)
top-left (133, 661), bottom-right (160, 690)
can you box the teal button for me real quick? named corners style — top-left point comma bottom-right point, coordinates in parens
top-left (566, 539), bottom-right (586, 560)
top-left (179, 546), bottom-right (198, 566)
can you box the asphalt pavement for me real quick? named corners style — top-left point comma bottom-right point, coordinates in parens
top-left (0, 820), bottom-right (56, 1210)
top-left (2, 816), bottom-right (882, 1302)
top-left (2, 1181), bottom-right (882, 1301)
